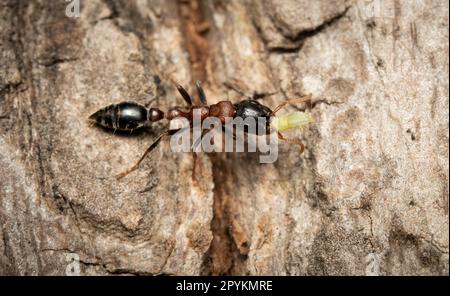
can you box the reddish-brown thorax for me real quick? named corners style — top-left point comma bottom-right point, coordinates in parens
top-left (165, 101), bottom-right (235, 124)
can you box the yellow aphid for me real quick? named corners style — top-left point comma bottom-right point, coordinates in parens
top-left (271, 112), bottom-right (314, 132)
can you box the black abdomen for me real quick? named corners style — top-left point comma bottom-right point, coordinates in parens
top-left (89, 102), bottom-right (148, 131)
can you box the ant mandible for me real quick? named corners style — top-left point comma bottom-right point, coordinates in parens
top-left (89, 81), bottom-right (312, 179)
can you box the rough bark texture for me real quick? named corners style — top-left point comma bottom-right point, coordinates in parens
top-left (0, 0), bottom-right (448, 275)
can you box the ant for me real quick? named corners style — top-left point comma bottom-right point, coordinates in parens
top-left (89, 81), bottom-right (312, 179)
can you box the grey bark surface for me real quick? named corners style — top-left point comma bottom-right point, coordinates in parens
top-left (0, 0), bottom-right (448, 275)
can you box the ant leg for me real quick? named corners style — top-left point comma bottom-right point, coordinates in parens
top-left (221, 125), bottom-right (241, 151)
top-left (192, 128), bottom-right (210, 151)
top-left (196, 81), bottom-right (207, 105)
top-left (116, 131), bottom-right (169, 179)
top-left (278, 132), bottom-right (305, 154)
top-left (176, 83), bottom-right (193, 106)
top-left (191, 126), bottom-right (224, 151)
top-left (270, 94), bottom-right (312, 116)
top-left (116, 128), bottom-right (189, 179)
top-left (222, 125), bottom-right (237, 141)
top-left (191, 129), bottom-right (210, 183)
top-left (192, 151), bottom-right (198, 181)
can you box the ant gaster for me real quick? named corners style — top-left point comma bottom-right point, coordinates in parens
top-left (89, 81), bottom-right (311, 179)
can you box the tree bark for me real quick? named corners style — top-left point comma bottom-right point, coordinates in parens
top-left (0, 0), bottom-right (448, 275)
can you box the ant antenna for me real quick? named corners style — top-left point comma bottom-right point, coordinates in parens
top-left (176, 84), bottom-right (193, 106)
top-left (196, 81), bottom-right (208, 105)
top-left (270, 94), bottom-right (312, 116)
